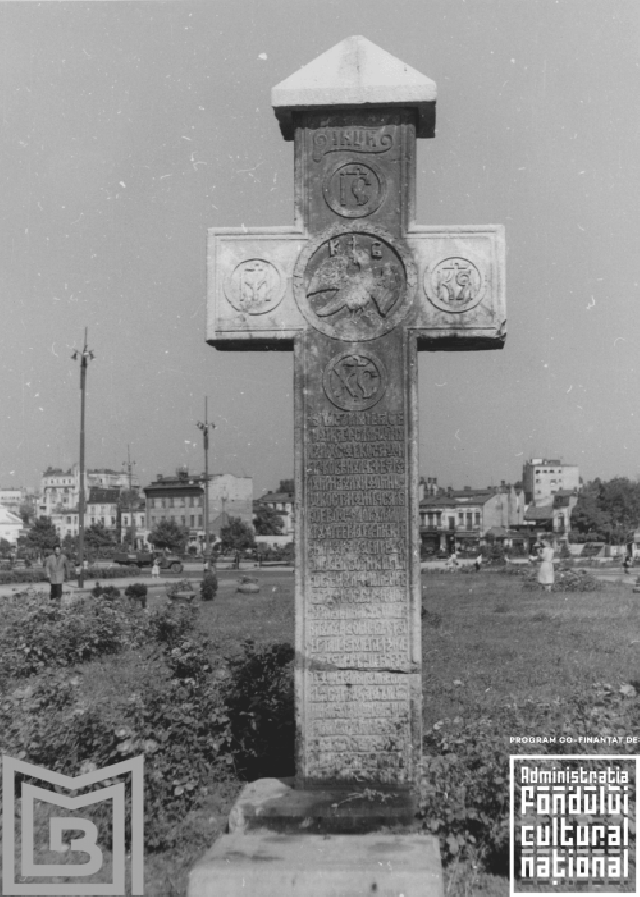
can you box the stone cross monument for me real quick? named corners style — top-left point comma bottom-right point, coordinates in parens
top-left (194, 35), bottom-right (504, 894)
top-left (209, 34), bottom-right (504, 801)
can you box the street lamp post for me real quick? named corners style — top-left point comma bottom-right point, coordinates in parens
top-left (71, 328), bottom-right (94, 589)
top-left (196, 398), bottom-right (216, 569)
top-left (124, 445), bottom-right (136, 553)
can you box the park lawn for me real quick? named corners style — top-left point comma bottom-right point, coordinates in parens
top-left (4, 569), bottom-right (638, 896)
top-left (420, 570), bottom-right (640, 727)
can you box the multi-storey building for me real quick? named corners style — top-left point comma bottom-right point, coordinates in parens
top-left (0, 506), bottom-right (24, 545)
top-left (50, 487), bottom-right (120, 541)
top-left (143, 469), bottom-right (205, 535)
top-left (522, 458), bottom-right (580, 504)
top-left (0, 487), bottom-right (25, 516)
top-left (38, 464), bottom-right (140, 519)
top-left (419, 484), bottom-right (525, 555)
top-left (207, 473), bottom-right (254, 533)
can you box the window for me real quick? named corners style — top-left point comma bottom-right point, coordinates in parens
top-left (66, 516), bottom-right (71, 524)
top-left (169, 498), bottom-right (175, 509)
top-left (123, 515), bottom-right (129, 526)
top-left (189, 496), bottom-right (194, 508)
top-left (475, 512), bottom-right (481, 526)
top-left (181, 516), bottom-right (186, 526)
top-left (466, 513), bottom-right (473, 531)
top-left (161, 499), bottom-right (166, 509)
top-left (448, 517), bottom-right (455, 531)
top-left (458, 513), bottom-right (464, 524)
top-left (190, 515), bottom-right (195, 527)
top-left (179, 497), bottom-right (185, 508)
top-left (198, 515), bottom-right (203, 527)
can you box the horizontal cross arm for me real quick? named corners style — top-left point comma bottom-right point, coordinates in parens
top-left (406, 225), bottom-right (505, 350)
top-left (207, 226), bottom-right (308, 349)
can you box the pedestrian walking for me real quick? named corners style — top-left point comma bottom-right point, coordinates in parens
top-left (537, 540), bottom-right (555, 592)
top-left (45, 545), bottom-right (68, 602)
top-left (151, 558), bottom-right (160, 579)
top-left (475, 552), bottom-right (482, 572)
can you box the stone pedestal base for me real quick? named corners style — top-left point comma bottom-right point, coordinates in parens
top-left (188, 831), bottom-right (443, 897)
top-left (229, 778), bottom-right (419, 835)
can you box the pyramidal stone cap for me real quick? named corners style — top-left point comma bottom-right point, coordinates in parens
top-left (272, 35), bottom-right (437, 140)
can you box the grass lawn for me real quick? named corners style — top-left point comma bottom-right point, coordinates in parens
top-left (2, 568), bottom-right (638, 896)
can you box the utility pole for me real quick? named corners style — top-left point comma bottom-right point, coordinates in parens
top-left (196, 398), bottom-right (215, 569)
top-left (125, 445), bottom-right (136, 553)
top-left (71, 328), bottom-right (94, 589)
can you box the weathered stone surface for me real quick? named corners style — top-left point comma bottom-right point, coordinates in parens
top-left (228, 778), bottom-right (418, 835)
top-left (188, 832), bottom-right (443, 897)
top-left (206, 34), bottom-right (505, 797)
top-left (272, 35), bottom-right (437, 140)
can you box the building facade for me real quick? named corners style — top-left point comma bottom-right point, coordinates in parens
top-left (0, 487), bottom-right (25, 516)
top-left (522, 458), bottom-right (580, 504)
top-left (143, 469), bottom-right (204, 534)
top-left (419, 485), bottom-right (525, 555)
top-left (207, 473), bottom-right (254, 533)
top-left (0, 507), bottom-right (24, 545)
top-left (49, 487), bottom-right (120, 541)
top-left (38, 464), bottom-right (140, 519)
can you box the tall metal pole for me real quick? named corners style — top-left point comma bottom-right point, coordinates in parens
top-left (72, 328), bottom-right (94, 589)
top-left (196, 398), bottom-right (215, 569)
top-left (127, 445), bottom-right (136, 553)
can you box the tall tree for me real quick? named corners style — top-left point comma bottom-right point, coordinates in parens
top-left (220, 517), bottom-right (255, 551)
top-left (148, 519), bottom-right (188, 554)
top-left (254, 504), bottom-right (285, 536)
top-left (572, 477), bottom-right (640, 543)
top-left (21, 516), bottom-right (58, 559)
top-left (85, 522), bottom-right (117, 550)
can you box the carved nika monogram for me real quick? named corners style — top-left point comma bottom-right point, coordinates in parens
top-left (323, 350), bottom-right (387, 411)
top-left (224, 258), bottom-right (285, 315)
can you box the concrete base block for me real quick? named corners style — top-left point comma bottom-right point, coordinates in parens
top-left (228, 778), bottom-right (418, 835)
top-left (188, 831), bottom-right (443, 897)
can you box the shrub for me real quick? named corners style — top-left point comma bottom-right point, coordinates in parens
top-left (224, 640), bottom-right (295, 780)
top-left (91, 583), bottom-right (121, 599)
top-left (0, 602), bottom-right (145, 682)
top-left (146, 603), bottom-right (198, 649)
top-left (124, 583), bottom-right (148, 600)
top-left (0, 651), bottom-right (234, 852)
top-left (419, 683), bottom-right (639, 872)
top-left (200, 572), bottom-right (218, 602)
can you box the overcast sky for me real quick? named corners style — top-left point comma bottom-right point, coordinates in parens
top-left (1, 1), bottom-right (639, 495)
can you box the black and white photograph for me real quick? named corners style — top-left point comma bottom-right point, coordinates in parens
top-left (0, 3), bottom-right (638, 894)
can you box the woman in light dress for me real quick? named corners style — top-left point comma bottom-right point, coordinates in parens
top-left (537, 540), bottom-right (554, 591)
top-left (151, 558), bottom-right (160, 579)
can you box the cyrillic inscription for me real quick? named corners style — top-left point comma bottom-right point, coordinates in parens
top-left (312, 127), bottom-right (394, 162)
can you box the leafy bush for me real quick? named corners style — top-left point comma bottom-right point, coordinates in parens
top-left (0, 603), bottom-right (147, 682)
top-left (200, 572), bottom-right (217, 602)
top-left (124, 583), bottom-right (148, 599)
top-left (420, 682), bottom-right (639, 872)
top-left (146, 603), bottom-right (199, 650)
top-left (0, 650), bottom-right (234, 852)
top-left (224, 640), bottom-right (295, 780)
top-left (91, 584), bottom-right (121, 599)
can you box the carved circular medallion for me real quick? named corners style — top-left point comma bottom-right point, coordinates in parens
top-left (323, 159), bottom-right (386, 219)
top-left (424, 256), bottom-right (485, 314)
top-left (293, 223), bottom-right (416, 341)
top-left (323, 350), bottom-right (387, 411)
top-left (224, 258), bottom-right (286, 315)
